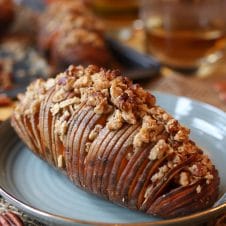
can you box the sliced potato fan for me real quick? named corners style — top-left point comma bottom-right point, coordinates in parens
top-left (11, 65), bottom-right (220, 218)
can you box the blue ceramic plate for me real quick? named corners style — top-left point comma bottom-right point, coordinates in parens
top-left (1, 92), bottom-right (226, 226)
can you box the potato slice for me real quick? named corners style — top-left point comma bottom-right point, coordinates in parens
top-left (120, 147), bottom-right (151, 207)
top-left (92, 125), bottom-right (129, 195)
top-left (39, 87), bottom-right (55, 163)
top-left (39, 87), bottom-right (55, 145)
top-left (50, 113), bottom-right (58, 165)
top-left (83, 127), bottom-right (110, 192)
top-left (140, 155), bottom-right (196, 212)
top-left (115, 145), bottom-right (149, 204)
top-left (18, 114), bottom-right (37, 154)
top-left (42, 92), bottom-right (56, 165)
top-left (30, 110), bottom-right (45, 156)
top-left (148, 167), bottom-right (219, 218)
top-left (65, 103), bottom-right (86, 177)
top-left (71, 108), bottom-right (94, 186)
top-left (149, 180), bottom-right (202, 218)
top-left (23, 115), bottom-right (40, 154)
top-left (52, 93), bottom-right (78, 170)
top-left (136, 153), bottom-right (173, 208)
top-left (66, 106), bottom-right (91, 185)
top-left (79, 114), bottom-right (107, 187)
top-left (106, 128), bottom-right (139, 201)
top-left (99, 125), bottom-right (139, 198)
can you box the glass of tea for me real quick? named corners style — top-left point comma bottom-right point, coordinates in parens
top-left (91, 0), bottom-right (139, 33)
top-left (141, 0), bottom-right (226, 71)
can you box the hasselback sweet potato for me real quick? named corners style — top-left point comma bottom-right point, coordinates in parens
top-left (11, 65), bottom-right (219, 218)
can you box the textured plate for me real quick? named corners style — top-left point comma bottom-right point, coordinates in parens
top-left (1, 92), bottom-right (226, 226)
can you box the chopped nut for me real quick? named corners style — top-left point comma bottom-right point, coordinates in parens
top-left (57, 155), bottom-right (65, 168)
top-left (94, 100), bottom-right (112, 115)
top-left (162, 113), bottom-right (172, 121)
top-left (85, 142), bottom-right (91, 152)
top-left (51, 103), bottom-right (60, 115)
top-left (106, 109), bottom-right (124, 130)
top-left (148, 139), bottom-right (169, 161)
top-left (89, 124), bottom-right (103, 141)
top-left (149, 106), bottom-right (167, 121)
top-left (179, 172), bottom-right (189, 186)
top-left (133, 133), bottom-right (143, 149)
top-left (177, 142), bottom-right (198, 154)
top-left (133, 115), bottom-right (161, 149)
top-left (174, 127), bottom-right (190, 142)
top-left (201, 155), bottom-right (213, 170)
top-left (121, 111), bottom-right (137, 124)
top-left (73, 73), bottom-right (92, 88)
top-left (205, 172), bottom-right (214, 184)
top-left (172, 154), bottom-right (182, 165)
top-left (166, 119), bottom-right (179, 133)
top-left (59, 97), bottom-right (80, 108)
top-left (44, 78), bottom-right (55, 90)
top-left (55, 119), bottom-right (68, 142)
top-left (126, 152), bottom-right (132, 160)
top-left (196, 185), bottom-right (202, 193)
top-left (189, 164), bottom-right (198, 174)
top-left (52, 88), bottom-right (66, 103)
top-left (92, 72), bottom-right (110, 90)
top-left (151, 165), bottom-right (169, 183)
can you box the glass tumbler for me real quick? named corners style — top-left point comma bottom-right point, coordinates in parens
top-left (141, 0), bottom-right (226, 70)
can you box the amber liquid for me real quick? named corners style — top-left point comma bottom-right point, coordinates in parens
top-left (146, 19), bottom-right (226, 69)
top-left (91, 0), bottom-right (138, 31)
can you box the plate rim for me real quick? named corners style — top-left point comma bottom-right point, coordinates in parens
top-left (1, 92), bottom-right (226, 225)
